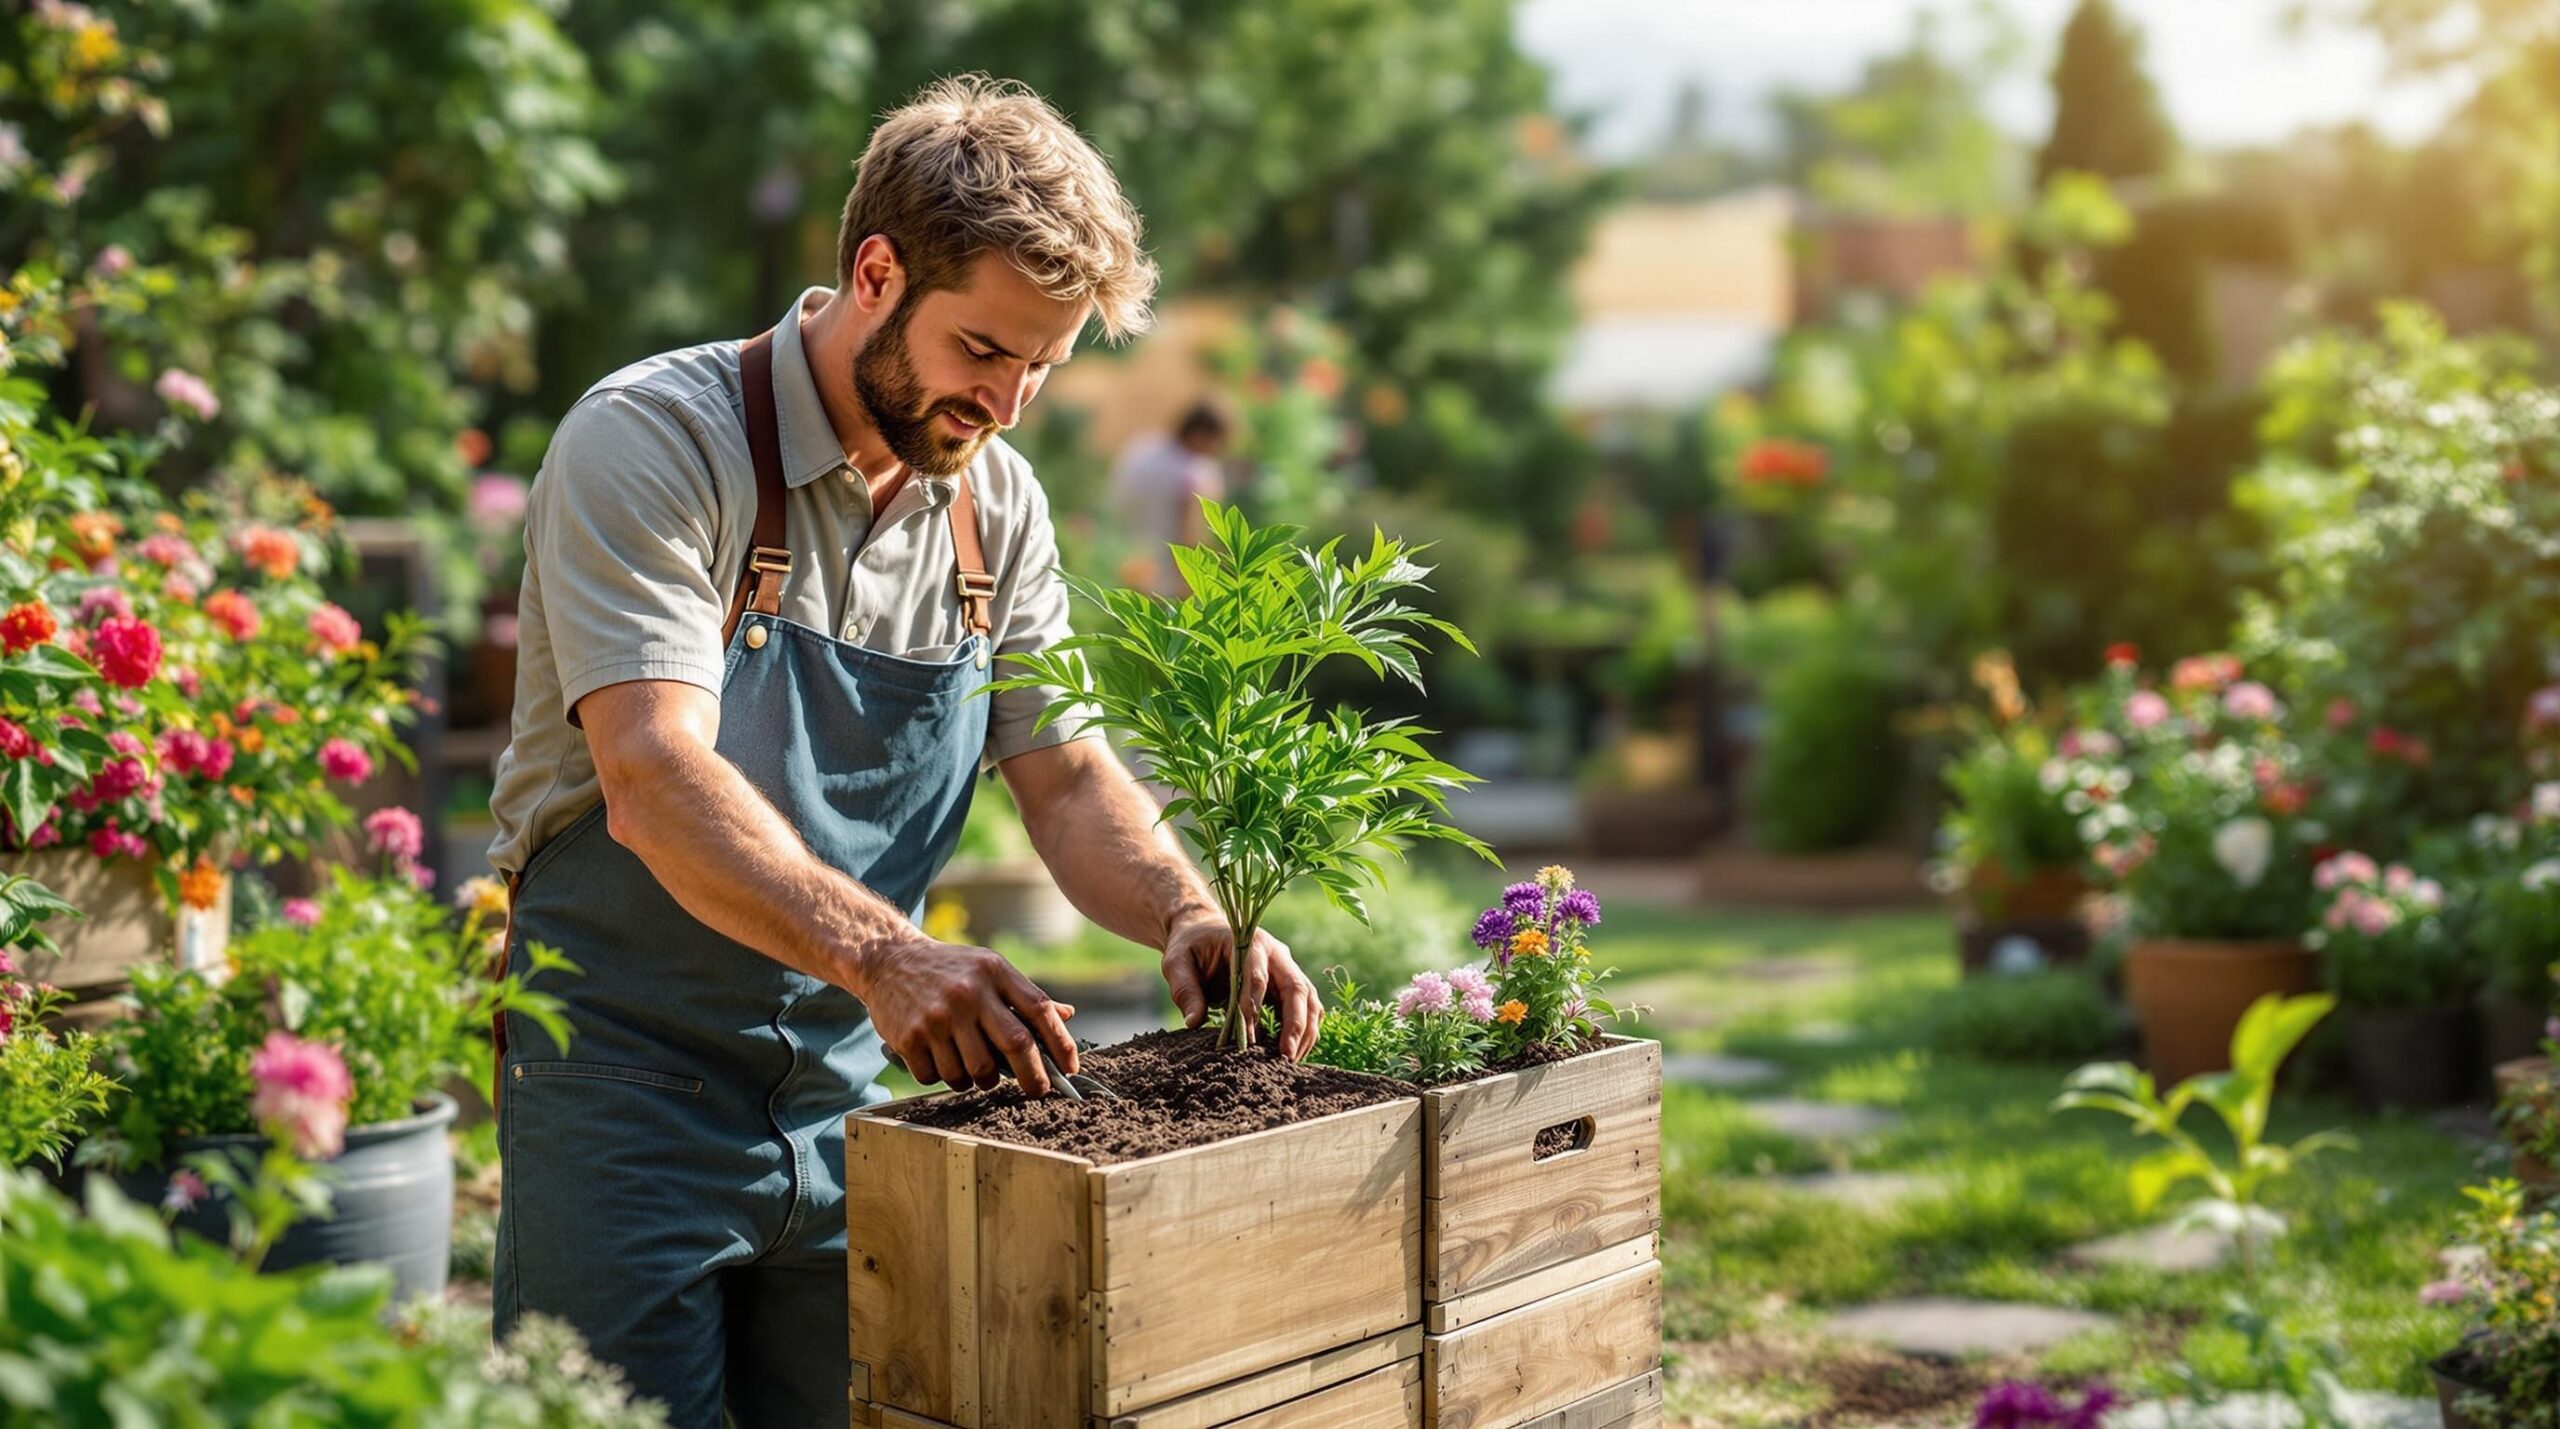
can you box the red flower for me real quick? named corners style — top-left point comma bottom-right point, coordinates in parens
top-left (0, 718), bottom-right (34, 761)
top-left (308, 603), bottom-right (361, 655)
top-left (0, 602), bottom-right (57, 655)
top-left (90, 755), bottom-right (147, 802)
top-left (317, 738), bottom-right (374, 785)
top-left (88, 823), bottom-right (147, 860)
top-left (202, 588), bottom-right (262, 641)
top-left (91, 617), bottom-right (162, 688)
top-left (2264, 782), bottom-right (2308, 817)
top-left (2104, 642), bottom-right (2140, 669)
top-left (1737, 438), bottom-right (1829, 488)
top-left (2368, 726), bottom-right (2405, 758)
top-left (2326, 697), bottom-right (2358, 732)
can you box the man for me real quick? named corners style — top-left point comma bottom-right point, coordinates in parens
top-left (484, 76), bottom-right (1321, 1427)
top-left (1107, 398), bottom-right (1233, 596)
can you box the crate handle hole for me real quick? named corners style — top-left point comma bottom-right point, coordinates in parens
top-left (1534, 1115), bottom-right (1595, 1161)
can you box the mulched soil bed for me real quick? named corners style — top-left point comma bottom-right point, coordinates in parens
top-left (883, 1026), bottom-right (1413, 1164)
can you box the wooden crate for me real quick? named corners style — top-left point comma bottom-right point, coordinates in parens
top-left (847, 1098), bottom-right (1422, 1426)
top-left (1511, 1370), bottom-right (1663, 1429)
top-left (1423, 1037), bottom-right (1662, 1305)
top-left (1422, 1260), bottom-right (1662, 1429)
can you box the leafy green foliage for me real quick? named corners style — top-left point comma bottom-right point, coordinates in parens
top-left (1939, 711), bottom-right (2089, 903)
top-left (98, 869), bottom-right (573, 1163)
top-left (1741, 597), bottom-right (1909, 853)
top-left (0, 983), bottom-right (117, 1171)
top-left (983, 500), bottom-right (1492, 1045)
top-left (0, 1167), bottom-right (668, 1426)
top-left (2034, 0), bottom-right (2174, 189)
top-left (1266, 872), bottom-right (1472, 996)
top-left (1302, 971), bottom-right (1407, 1079)
top-left (2440, 1178), bottom-right (2560, 1428)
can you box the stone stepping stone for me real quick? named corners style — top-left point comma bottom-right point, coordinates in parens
top-left (1826, 1297), bottom-right (2111, 1359)
top-left (1745, 1098), bottom-right (1902, 1141)
top-left (2109, 1393), bottom-right (2436, 1428)
top-left (2064, 1223), bottom-right (2252, 1274)
top-left (1785, 1020), bottom-right (1857, 1046)
top-left (1662, 1051), bottom-right (1783, 1088)
top-left (1771, 1170), bottom-right (1944, 1211)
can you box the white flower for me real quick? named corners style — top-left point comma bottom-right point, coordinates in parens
top-left (2535, 782), bottom-right (2560, 824)
top-left (2523, 859), bottom-right (2560, 893)
top-left (2213, 817), bottom-right (2274, 889)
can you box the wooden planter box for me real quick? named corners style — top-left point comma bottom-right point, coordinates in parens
top-left (1420, 1037), bottom-right (1663, 1429)
top-left (6, 851), bottom-right (228, 1009)
top-left (846, 1098), bottom-right (1423, 1427)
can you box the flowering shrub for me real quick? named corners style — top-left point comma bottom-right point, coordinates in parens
top-left (2466, 794), bottom-right (2560, 1004)
top-left (2423, 1179), bottom-right (2560, 1429)
top-left (1395, 968), bottom-right (1496, 1082)
top-left (2067, 651), bottom-right (2320, 940)
top-left (0, 950), bottom-right (117, 1169)
top-left (92, 862), bottom-right (572, 1165)
top-left (1468, 865), bottom-right (1621, 1051)
top-left (1938, 653), bottom-right (2091, 917)
top-left (2305, 851), bottom-right (2471, 1007)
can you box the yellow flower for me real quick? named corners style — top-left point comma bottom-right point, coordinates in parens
top-left (1536, 864), bottom-right (1576, 893)
top-left (1495, 1000), bottom-right (1528, 1025)
top-left (457, 875), bottom-right (510, 920)
top-left (1509, 928), bottom-right (1550, 958)
top-left (923, 895), bottom-right (970, 945)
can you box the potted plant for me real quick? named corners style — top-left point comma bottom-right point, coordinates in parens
top-left (2074, 652), bottom-right (2321, 1086)
top-left (1938, 652), bottom-right (2097, 975)
top-left (1304, 867), bottom-right (1663, 1428)
top-left (2307, 850), bottom-right (2477, 1110)
top-left (2422, 1179), bottom-right (2560, 1429)
top-left (2468, 796), bottom-right (2560, 1068)
top-left (76, 853), bottom-right (571, 1304)
top-left (2492, 981), bottom-right (2560, 1199)
top-left (847, 502), bottom-right (1492, 1426)
top-left (0, 948), bottom-right (118, 1174)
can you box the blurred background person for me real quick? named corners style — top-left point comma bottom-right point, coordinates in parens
top-left (1108, 398), bottom-right (1234, 597)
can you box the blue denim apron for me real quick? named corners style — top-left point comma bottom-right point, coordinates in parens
top-left (494, 331), bottom-right (994, 1428)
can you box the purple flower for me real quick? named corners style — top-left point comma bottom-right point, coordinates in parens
top-left (1470, 907), bottom-right (1514, 952)
top-left (1973, 1380), bottom-right (2117, 1429)
top-left (1500, 882), bottom-right (1544, 916)
top-left (1559, 888), bottom-right (1602, 927)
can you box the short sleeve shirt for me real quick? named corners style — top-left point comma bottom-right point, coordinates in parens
top-left (484, 287), bottom-right (1097, 876)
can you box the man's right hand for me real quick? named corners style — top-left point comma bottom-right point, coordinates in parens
top-left (861, 936), bottom-right (1079, 1096)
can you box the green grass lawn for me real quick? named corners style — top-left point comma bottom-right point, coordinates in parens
top-left (970, 874), bottom-right (2489, 1425)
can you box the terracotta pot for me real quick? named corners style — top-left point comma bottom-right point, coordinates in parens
top-left (2, 850), bottom-right (229, 1007)
top-left (1965, 862), bottom-right (2088, 923)
top-left (2123, 937), bottom-right (2317, 1087)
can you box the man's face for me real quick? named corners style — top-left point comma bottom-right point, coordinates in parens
top-left (854, 251), bottom-right (1087, 478)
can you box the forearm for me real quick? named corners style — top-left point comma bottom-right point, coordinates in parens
top-left (601, 737), bottom-right (917, 996)
top-left (1016, 746), bottom-right (1217, 949)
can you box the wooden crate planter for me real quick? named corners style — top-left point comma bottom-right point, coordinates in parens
top-left (1422, 1261), bottom-right (1661, 1429)
top-left (846, 1098), bottom-right (1423, 1427)
top-left (1421, 1037), bottom-right (1663, 1429)
top-left (1509, 1370), bottom-right (1663, 1429)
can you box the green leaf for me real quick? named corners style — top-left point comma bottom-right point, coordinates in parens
top-left (2229, 992), bottom-right (2333, 1083)
top-left (2126, 1148), bottom-right (2202, 1214)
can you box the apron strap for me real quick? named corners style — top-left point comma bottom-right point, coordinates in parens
top-left (721, 326), bottom-right (999, 651)
top-left (722, 330), bottom-right (793, 646)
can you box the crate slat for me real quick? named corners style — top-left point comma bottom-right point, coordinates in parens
top-left (1423, 1260), bottom-right (1662, 1429)
top-left (1105, 1327), bottom-right (1420, 1429)
top-left (1425, 1236), bottom-right (1654, 1334)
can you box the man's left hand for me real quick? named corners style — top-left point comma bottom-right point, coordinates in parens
top-left (1161, 913), bottom-right (1321, 1060)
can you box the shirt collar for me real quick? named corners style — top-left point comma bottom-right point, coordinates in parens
top-left (768, 286), bottom-right (956, 503)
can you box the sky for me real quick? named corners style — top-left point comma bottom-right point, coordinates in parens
top-left (1516, 0), bottom-right (2473, 160)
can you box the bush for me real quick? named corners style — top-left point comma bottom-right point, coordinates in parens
top-left (1266, 872), bottom-right (1474, 996)
top-left (1741, 597), bottom-right (1909, 853)
top-left (1923, 969), bottom-right (2117, 1064)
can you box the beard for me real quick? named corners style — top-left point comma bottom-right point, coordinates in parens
top-left (853, 304), bottom-right (1000, 478)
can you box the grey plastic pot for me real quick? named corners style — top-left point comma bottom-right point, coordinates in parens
top-left (112, 1092), bottom-right (457, 1306)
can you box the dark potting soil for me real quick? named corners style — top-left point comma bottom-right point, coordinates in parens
top-left (883, 1026), bottom-right (1412, 1164)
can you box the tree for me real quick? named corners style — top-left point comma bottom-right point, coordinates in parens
top-left (2034, 0), bottom-right (2174, 188)
top-left (1768, 4), bottom-right (2027, 218)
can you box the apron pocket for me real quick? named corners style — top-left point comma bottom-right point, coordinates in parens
top-left (515, 1060), bottom-right (706, 1095)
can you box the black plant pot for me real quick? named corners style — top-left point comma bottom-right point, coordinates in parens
top-left (2342, 1004), bottom-right (2474, 1112)
top-left (2430, 1345), bottom-right (2497, 1429)
top-left (109, 1093), bottom-right (457, 1305)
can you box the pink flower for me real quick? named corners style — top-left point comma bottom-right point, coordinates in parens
top-left (317, 738), bottom-right (374, 785)
top-left (0, 717), bottom-right (35, 761)
top-left (90, 755), bottom-right (146, 803)
top-left (157, 729), bottom-right (235, 781)
top-left (0, 948), bottom-right (16, 978)
top-left (363, 806), bottom-right (424, 863)
top-left (1396, 971), bottom-right (1453, 1018)
top-left (75, 585), bottom-right (132, 626)
top-left (2531, 685), bottom-right (2560, 733)
top-left (2419, 1278), bottom-right (2471, 1307)
top-left (91, 244), bottom-right (134, 279)
top-left (160, 1168), bottom-right (207, 1214)
top-left (1460, 992), bottom-right (1496, 1023)
top-left (2124, 690), bottom-right (2171, 731)
top-left (153, 367), bottom-right (220, 422)
top-left (406, 860), bottom-right (436, 891)
top-left (308, 603), bottom-right (361, 655)
top-left (2223, 681), bottom-right (2281, 722)
top-left (248, 1031), bottom-right (353, 1161)
top-left (2384, 864), bottom-right (2415, 895)
top-left (2057, 728), bottom-right (2119, 760)
top-left (468, 473), bottom-right (529, 530)
top-left (87, 823), bottom-right (146, 860)
top-left (280, 898), bottom-right (322, 928)
top-left (2327, 697), bottom-right (2359, 731)
top-left (2317, 851), bottom-right (2380, 891)
top-left (135, 533), bottom-right (193, 568)
top-left (91, 616), bottom-right (162, 688)
top-left (2351, 896), bottom-right (2399, 938)
top-left (161, 575), bottom-right (198, 605)
top-left (1448, 967), bottom-right (1494, 1002)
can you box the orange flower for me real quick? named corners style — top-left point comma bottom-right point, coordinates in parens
top-left (1509, 928), bottom-right (1550, 958)
top-left (176, 859), bottom-right (224, 911)
top-left (229, 785), bottom-right (254, 804)
top-left (1495, 1000), bottom-right (1528, 1025)
top-left (237, 728), bottom-right (266, 755)
top-left (68, 511), bottom-right (123, 564)
top-left (233, 525), bottom-right (301, 580)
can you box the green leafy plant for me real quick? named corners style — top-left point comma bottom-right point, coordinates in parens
top-left (2055, 992), bottom-right (2359, 1426)
top-left (1267, 874), bottom-right (1473, 1001)
top-left (2425, 1178), bottom-right (2560, 1429)
top-left (983, 500), bottom-right (1493, 1048)
top-left (1937, 654), bottom-right (2091, 918)
top-left (0, 968), bottom-right (117, 1171)
top-left (94, 867), bottom-right (573, 1166)
top-left (1303, 971), bottom-right (1408, 1079)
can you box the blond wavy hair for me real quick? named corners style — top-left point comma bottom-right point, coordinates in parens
top-left (839, 75), bottom-right (1158, 340)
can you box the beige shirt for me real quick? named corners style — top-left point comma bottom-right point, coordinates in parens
top-left (485, 287), bottom-right (1095, 876)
